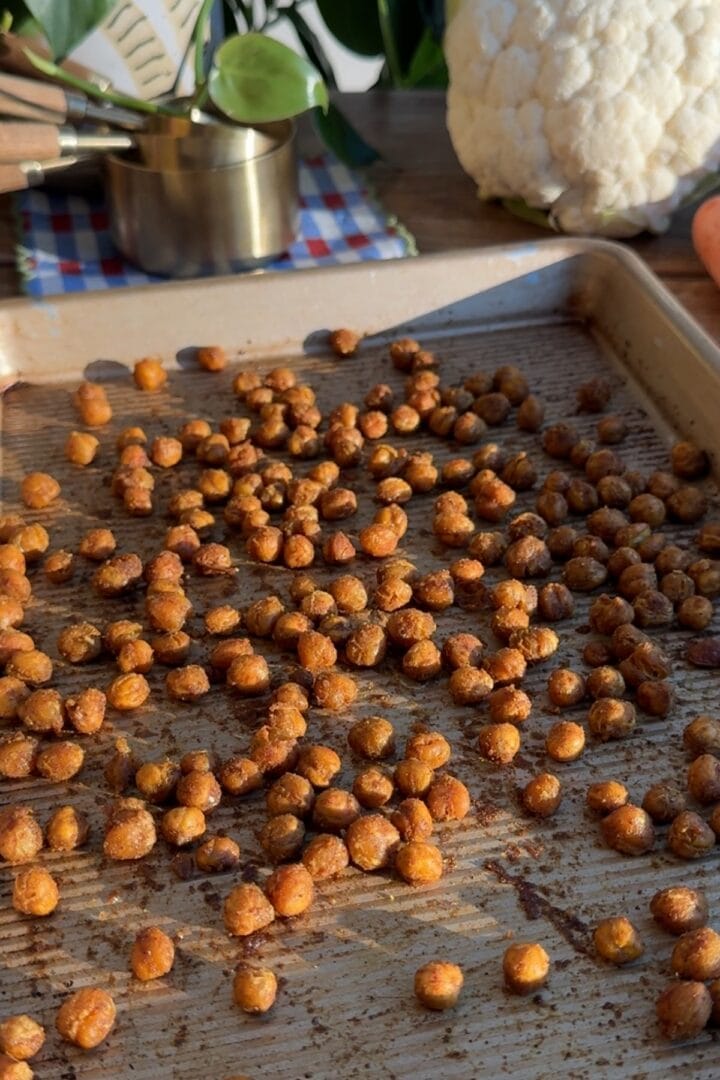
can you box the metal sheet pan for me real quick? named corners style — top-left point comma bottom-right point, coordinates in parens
top-left (1, 239), bottom-right (719, 1080)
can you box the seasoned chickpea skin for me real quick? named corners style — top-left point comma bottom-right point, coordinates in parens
top-left (265, 863), bottom-right (315, 917)
top-left (414, 961), bottom-right (463, 1010)
top-left (502, 942), bottom-right (550, 995)
top-left (130, 926), bottom-right (175, 981)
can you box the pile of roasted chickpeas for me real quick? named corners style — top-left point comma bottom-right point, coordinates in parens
top-left (0, 329), bottom-right (719, 1072)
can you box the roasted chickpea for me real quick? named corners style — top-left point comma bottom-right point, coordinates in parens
top-left (0, 1015), bottom-right (44, 1062)
top-left (586, 780), bottom-right (629, 816)
top-left (347, 716), bottom-right (395, 761)
top-left (0, 676), bottom-right (29, 721)
top-left (103, 799), bottom-right (157, 860)
top-left (130, 926), bottom-right (175, 981)
top-left (601, 804), bottom-right (654, 855)
top-left (503, 942), bottom-right (550, 995)
top-left (266, 773), bottom-right (315, 818)
top-left (678, 595), bottom-right (713, 630)
top-left (0, 734), bottom-right (36, 780)
top-left (133, 356), bottom-right (167, 391)
top-left (218, 755), bottom-right (262, 797)
top-left (594, 917), bottom-right (644, 965)
top-left (55, 987), bottom-right (116, 1049)
top-left (195, 835), bottom-right (240, 874)
top-left (483, 648), bottom-right (526, 686)
top-left (36, 741), bottom-right (84, 782)
top-left (46, 806), bottom-right (89, 852)
top-left (449, 665), bottom-right (493, 704)
top-left (346, 814), bottom-right (400, 871)
top-left (546, 720), bottom-right (585, 762)
top-left (43, 549), bottom-right (74, 583)
top-left (313, 671), bottom-right (357, 710)
top-left (477, 723), bottom-right (520, 765)
top-left (226, 654), bottom-right (270, 696)
top-left (352, 766), bottom-right (394, 809)
top-left (107, 673), bottom-right (150, 712)
top-left (425, 774), bottom-right (470, 821)
top-left (522, 773), bottom-right (562, 817)
top-left (302, 834), bottom-right (349, 880)
top-left (223, 882), bottom-right (275, 937)
top-left (395, 840), bottom-right (443, 885)
top-left (12, 866), bottom-right (59, 916)
top-left (656, 980), bottom-right (711, 1041)
top-left (651, 886), bottom-right (709, 935)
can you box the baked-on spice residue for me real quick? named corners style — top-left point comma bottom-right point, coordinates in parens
top-left (484, 859), bottom-right (591, 955)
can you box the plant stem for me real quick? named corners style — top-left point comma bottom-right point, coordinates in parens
top-left (376, 0), bottom-right (403, 87)
top-left (193, 0), bottom-right (217, 90)
top-left (24, 47), bottom-right (179, 115)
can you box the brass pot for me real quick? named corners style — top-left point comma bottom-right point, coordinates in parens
top-left (106, 119), bottom-right (297, 277)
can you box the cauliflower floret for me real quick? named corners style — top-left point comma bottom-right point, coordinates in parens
top-left (446, 0), bottom-right (720, 236)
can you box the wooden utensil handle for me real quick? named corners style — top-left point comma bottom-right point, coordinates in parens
top-left (0, 163), bottom-right (28, 193)
top-left (0, 32), bottom-right (108, 89)
top-left (0, 72), bottom-right (66, 120)
top-left (0, 122), bottom-right (60, 163)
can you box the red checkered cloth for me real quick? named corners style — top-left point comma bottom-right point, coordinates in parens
top-left (15, 154), bottom-right (415, 296)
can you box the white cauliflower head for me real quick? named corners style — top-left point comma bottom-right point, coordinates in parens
top-left (445, 0), bottom-right (720, 236)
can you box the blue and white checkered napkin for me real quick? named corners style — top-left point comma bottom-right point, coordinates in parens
top-left (15, 154), bottom-right (415, 297)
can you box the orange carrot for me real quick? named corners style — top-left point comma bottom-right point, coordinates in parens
top-left (692, 196), bottom-right (720, 289)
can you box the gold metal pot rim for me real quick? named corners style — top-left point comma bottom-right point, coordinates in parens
top-left (108, 118), bottom-right (295, 176)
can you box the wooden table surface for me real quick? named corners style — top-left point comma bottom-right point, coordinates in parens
top-left (1, 89), bottom-right (718, 342)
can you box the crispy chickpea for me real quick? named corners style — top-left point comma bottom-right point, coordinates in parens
top-left (485, 688), bottom-right (530, 728)
top-left (232, 964), bottom-right (278, 1017)
top-left (195, 835), bottom-right (240, 874)
top-left (133, 356), bottom-right (167, 391)
top-left (586, 780), bottom-right (629, 816)
top-left (441, 633), bottom-right (483, 671)
top-left (449, 665), bottom-right (493, 703)
top-left (227, 654), bottom-right (270, 696)
top-left (17, 688), bottom-right (63, 736)
top-left (651, 886), bottom-right (708, 935)
top-left (73, 381), bottom-right (112, 426)
top-left (65, 430), bottom-right (99, 466)
top-left (563, 556), bottom-right (607, 592)
top-left (678, 595), bottom-right (714, 630)
top-left (353, 766), bottom-right (394, 809)
top-left (12, 866), bottom-right (59, 916)
top-left (667, 485), bottom-right (708, 524)
top-left (313, 671), bottom-right (357, 710)
top-left (636, 679), bottom-right (674, 718)
top-left (107, 673), bottom-right (150, 711)
top-left (426, 774), bottom-right (470, 822)
top-left (395, 840), bottom-right (443, 886)
top-left (176, 770), bottom-right (221, 813)
top-left (79, 528), bottom-right (116, 562)
top-left (65, 687), bottom-right (106, 735)
top-left (671, 440), bottom-right (710, 479)
top-left (302, 834), bottom-right (349, 880)
top-left (10, 523), bottom-right (48, 563)
top-left (46, 806), bottom-right (89, 852)
top-left (130, 926), bottom-right (175, 981)
top-left (259, 813), bottom-right (305, 863)
top-left (594, 917), bottom-right (644, 965)
top-left (0, 676), bottom-right (29, 721)
top-left (656, 980), bottom-right (711, 1041)
top-left (346, 814), bottom-right (401, 871)
top-left (6, 650), bottom-right (52, 686)
top-left (670, 927), bottom-right (720, 981)
top-left (0, 629), bottom-right (32, 665)
top-left (55, 987), bottom-right (116, 1049)
top-left (43, 549), bottom-right (74, 583)
top-left (668, 811), bottom-right (716, 859)
top-left (687, 753), bottom-right (720, 805)
top-left (503, 942), bottom-right (550, 995)
top-left (266, 773), bottom-right (315, 818)
top-left (537, 582), bottom-right (574, 622)
top-left (103, 798), bottom-right (157, 860)
top-left (586, 663), bottom-right (626, 700)
top-left (161, 806), bottom-right (205, 846)
top-left (218, 755), bottom-right (262, 796)
top-left (546, 721), bottom-right (585, 762)
top-left (587, 695), bottom-right (634, 738)
top-left (633, 589), bottom-right (674, 628)
top-left (413, 961), bottom-right (464, 1012)
top-left (601, 804), bottom-right (654, 855)
top-left (509, 627), bottom-right (559, 665)
top-left (547, 668), bottom-right (585, 709)
top-left (58, 622), bottom-right (102, 664)
top-left (0, 806), bottom-right (43, 864)
top-left (265, 863), bottom-right (314, 917)
top-left (0, 734), bottom-right (35, 782)
top-left (21, 471), bottom-right (60, 510)
top-left (165, 665), bottom-right (210, 703)
top-left (684, 715), bottom-right (720, 757)
top-left (642, 782), bottom-right (686, 823)
top-left (330, 575), bottom-right (367, 615)
top-left (0, 1015), bottom-right (44, 1062)
top-left (347, 716), bottom-right (395, 761)
top-left (522, 773), bottom-right (562, 818)
top-left (36, 741), bottom-right (84, 782)
top-left (484, 648), bottom-right (526, 686)
top-left (477, 723), bottom-right (520, 765)
top-left (394, 759), bottom-right (435, 798)
top-left (249, 727), bottom-right (298, 776)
